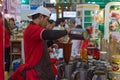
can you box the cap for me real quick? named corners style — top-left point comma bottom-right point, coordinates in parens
top-left (28, 7), bottom-right (51, 19)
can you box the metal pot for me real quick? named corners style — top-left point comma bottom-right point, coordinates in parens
top-left (64, 61), bottom-right (77, 80)
top-left (69, 28), bottom-right (90, 40)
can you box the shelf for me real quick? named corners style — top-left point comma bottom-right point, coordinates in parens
top-left (77, 16), bottom-right (82, 18)
top-left (10, 40), bottom-right (23, 69)
top-left (84, 22), bottom-right (92, 23)
top-left (84, 16), bottom-right (92, 17)
top-left (11, 39), bottom-right (22, 42)
top-left (11, 53), bottom-right (21, 55)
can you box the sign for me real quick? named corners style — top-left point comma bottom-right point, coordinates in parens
top-left (76, 4), bottom-right (99, 10)
top-left (63, 11), bottom-right (76, 18)
top-left (21, 0), bottom-right (29, 5)
top-left (21, 5), bottom-right (30, 10)
top-left (30, 6), bottom-right (38, 10)
top-left (8, 0), bottom-right (21, 14)
top-left (29, 0), bottom-right (40, 10)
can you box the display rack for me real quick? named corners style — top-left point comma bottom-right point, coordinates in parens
top-left (10, 39), bottom-right (24, 69)
top-left (76, 4), bottom-right (99, 29)
top-left (104, 2), bottom-right (120, 41)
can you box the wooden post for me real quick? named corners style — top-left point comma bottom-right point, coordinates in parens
top-left (56, 3), bottom-right (59, 19)
top-left (62, 2), bottom-right (64, 18)
top-left (68, 3), bottom-right (70, 10)
top-left (82, 0), bottom-right (85, 4)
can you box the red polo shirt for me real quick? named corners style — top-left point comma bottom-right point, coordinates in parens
top-left (24, 22), bottom-right (45, 80)
top-left (10, 22), bottom-right (58, 80)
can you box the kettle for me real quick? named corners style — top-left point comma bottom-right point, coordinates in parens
top-left (69, 28), bottom-right (90, 40)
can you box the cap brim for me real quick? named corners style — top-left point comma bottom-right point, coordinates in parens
top-left (27, 11), bottom-right (38, 19)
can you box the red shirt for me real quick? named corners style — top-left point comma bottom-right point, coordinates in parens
top-left (10, 22), bottom-right (57, 80)
top-left (24, 22), bottom-right (45, 80)
top-left (5, 29), bottom-right (10, 48)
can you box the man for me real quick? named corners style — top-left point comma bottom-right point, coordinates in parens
top-left (9, 7), bottom-right (70, 80)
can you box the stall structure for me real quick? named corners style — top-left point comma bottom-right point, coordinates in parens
top-left (98, 2), bottom-right (120, 79)
top-left (76, 4), bottom-right (100, 37)
top-left (10, 29), bottom-right (24, 71)
top-left (104, 2), bottom-right (120, 41)
top-left (55, 0), bottom-right (85, 18)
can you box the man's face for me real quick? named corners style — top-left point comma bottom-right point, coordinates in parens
top-left (39, 15), bottom-right (49, 27)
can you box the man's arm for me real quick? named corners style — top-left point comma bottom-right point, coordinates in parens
top-left (42, 30), bottom-right (68, 40)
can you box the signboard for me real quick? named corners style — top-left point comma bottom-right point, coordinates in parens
top-left (29, 0), bottom-right (41, 10)
top-left (21, 5), bottom-right (30, 10)
top-left (8, 0), bottom-right (21, 14)
top-left (76, 4), bottom-right (100, 10)
top-left (63, 11), bottom-right (76, 18)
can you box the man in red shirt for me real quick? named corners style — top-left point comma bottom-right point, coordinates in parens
top-left (9, 7), bottom-right (70, 80)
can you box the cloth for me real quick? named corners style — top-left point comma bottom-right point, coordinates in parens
top-left (50, 58), bottom-right (59, 76)
top-left (5, 47), bottom-right (10, 72)
top-left (9, 64), bottom-right (26, 80)
top-left (53, 25), bottom-right (68, 43)
top-left (0, 18), bottom-right (4, 80)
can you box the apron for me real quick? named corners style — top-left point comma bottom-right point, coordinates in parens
top-left (10, 41), bottom-right (55, 80)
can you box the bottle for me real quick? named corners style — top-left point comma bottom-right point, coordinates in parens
top-left (80, 49), bottom-right (88, 61)
top-left (83, 49), bottom-right (88, 61)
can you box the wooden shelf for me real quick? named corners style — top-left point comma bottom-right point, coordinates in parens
top-left (10, 39), bottom-right (23, 69)
top-left (10, 39), bottom-right (22, 42)
top-left (11, 53), bottom-right (21, 55)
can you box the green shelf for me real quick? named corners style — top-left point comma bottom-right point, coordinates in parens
top-left (85, 11), bottom-right (91, 15)
top-left (84, 23), bottom-right (92, 28)
top-left (84, 17), bottom-right (92, 22)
